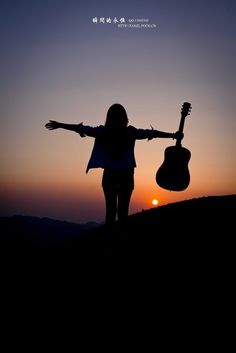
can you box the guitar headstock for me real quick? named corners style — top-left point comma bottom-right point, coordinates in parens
top-left (181, 102), bottom-right (192, 118)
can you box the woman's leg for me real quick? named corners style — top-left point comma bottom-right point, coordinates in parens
top-left (103, 187), bottom-right (117, 224)
top-left (117, 188), bottom-right (133, 222)
top-left (102, 169), bottom-right (118, 224)
top-left (117, 168), bottom-right (134, 222)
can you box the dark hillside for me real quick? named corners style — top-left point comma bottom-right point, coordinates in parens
top-left (63, 195), bottom-right (235, 285)
top-left (68, 194), bottom-right (235, 256)
top-left (2, 195), bottom-right (235, 296)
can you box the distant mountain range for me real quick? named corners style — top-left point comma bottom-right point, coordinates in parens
top-left (1, 214), bottom-right (99, 250)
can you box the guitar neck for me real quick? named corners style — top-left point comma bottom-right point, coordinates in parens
top-left (175, 115), bottom-right (186, 147)
top-left (175, 102), bottom-right (191, 147)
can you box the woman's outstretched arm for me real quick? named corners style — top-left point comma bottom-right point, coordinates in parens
top-left (45, 120), bottom-right (86, 136)
top-left (151, 130), bottom-right (184, 140)
top-left (130, 126), bottom-right (183, 141)
top-left (45, 120), bottom-right (80, 132)
top-left (45, 120), bottom-right (104, 138)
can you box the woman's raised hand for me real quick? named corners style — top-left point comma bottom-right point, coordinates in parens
top-left (45, 120), bottom-right (60, 130)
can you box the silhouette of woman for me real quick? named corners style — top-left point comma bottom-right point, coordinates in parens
top-left (45, 103), bottom-right (183, 224)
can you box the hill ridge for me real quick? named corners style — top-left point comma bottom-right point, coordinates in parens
top-left (1, 194), bottom-right (235, 228)
top-left (3, 194), bottom-right (235, 291)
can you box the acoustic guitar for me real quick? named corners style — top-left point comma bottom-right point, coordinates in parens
top-left (156, 102), bottom-right (192, 191)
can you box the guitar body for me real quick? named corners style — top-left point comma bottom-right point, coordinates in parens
top-left (156, 101), bottom-right (192, 191)
top-left (156, 145), bottom-right (191, 191)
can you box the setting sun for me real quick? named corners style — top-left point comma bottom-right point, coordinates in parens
top-left (152, 199), bottom-right (159, 206)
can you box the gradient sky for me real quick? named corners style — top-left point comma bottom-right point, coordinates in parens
top-left (1, 0), bottom-right (235, 223)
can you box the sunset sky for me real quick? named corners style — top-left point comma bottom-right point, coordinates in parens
top-left (1, 0), bottom-right (235, 223)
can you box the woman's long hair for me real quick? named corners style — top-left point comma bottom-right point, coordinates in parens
top-left (102, 103), bottom-right (129, 161)
top-left (105, 104), bottom-right (129, 128)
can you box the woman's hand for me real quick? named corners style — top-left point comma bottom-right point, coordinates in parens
top-left (45, 120), bottom-right (61, 130)
top-left (173, 131), bottom-right (184, 140)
